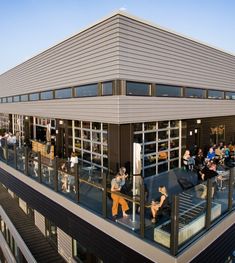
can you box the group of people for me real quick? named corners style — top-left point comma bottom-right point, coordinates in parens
top-left (111, 166), bottom-right (168, 223)
top-left (0, 131), bottom-right (18, 147)
top-left (181, 142), bottom-right (234, 199)
top-left (183, 142), bottom-right (233, 173)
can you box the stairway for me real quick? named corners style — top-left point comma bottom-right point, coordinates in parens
top-left (178, 191), bottom-right (206, 228)
top-left (0, 185), bottom-right (66, 263)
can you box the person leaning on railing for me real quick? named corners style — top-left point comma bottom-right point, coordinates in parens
top-left (111, 173), bottom-right (129, 220)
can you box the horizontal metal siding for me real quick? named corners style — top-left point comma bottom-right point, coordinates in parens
top-left (0, 16), bottom-right (120, 96)
top-left (34, 210), bottom-right (45, 236)
top-left (118, 96), bottom-right (235, 123)
top-left (0, 96), bottom-right (120, 123)
top-left (1, 96), bottom-right (235, 124)
top-left (118, 16), bottom-right (235, 91)
top-left (57, 228), bottom-right (73, 262)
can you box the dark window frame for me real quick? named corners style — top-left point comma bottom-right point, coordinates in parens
top-left (101, 81), bottom-right (113, 96)
top-left (29, 93), bottom-right (40, 101)
top-left (40, 90), bottom-right (54, 100)
top-left (74, 83), bottom-right (99, 98)
top-left (20, 94), bottom-right (29, 102)
top-left (155, 84), bottom-right (183, 97)
top-left (126, 81), bottom-right (151, 96)
top-left (207, 89), bottom-right (224, 100)
top-left (55, 87), bottom-right (73, 99)
top-left (13, 96), bottom-right (20, 102)
top-left (185, 87), bottom-right (206, 99)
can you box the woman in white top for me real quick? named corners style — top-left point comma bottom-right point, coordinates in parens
top-left (70, 152), bottom-right (78, 172)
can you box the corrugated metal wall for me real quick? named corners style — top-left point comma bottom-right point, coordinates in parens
top-left (57, 228), bottom-right (73, 262)
top-left (0, 13), bottom-right (235, 124)
top-left (0, 16), bottom-right (120, 96)
top-left (34, 210), bottom-right (45, 236)
top-left (118, 15), bottom-right (235, 91)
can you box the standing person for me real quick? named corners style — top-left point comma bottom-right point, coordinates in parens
top-left (195, 148), bottom-right (205, 171)
top-left (70, 152), bottom-right (78, 173)
top-left (151, 186), bottom-right (169, 223)
top-left (60, 162), bottom-right (69, 192)
top-left (111, 173), bottom-right (129, 220)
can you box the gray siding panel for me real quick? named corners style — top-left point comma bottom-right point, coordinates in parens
top-left (0, 97), bottom-right (120, 123)
top-left (57, 228), bottom-right (73, 262)
top-left (0, 16), bottom-right (120, 96)
top-left (34, 210), bottom-right (45, 235)
top-left (0, 96), bottom-right (234, 124)
top-left (118, 96), bottom-right (235, 123)
top-left (118, 16), bottom-right (235, 90)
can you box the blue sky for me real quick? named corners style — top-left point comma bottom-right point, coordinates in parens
top-left (0, 0), bottom-right (235, 74)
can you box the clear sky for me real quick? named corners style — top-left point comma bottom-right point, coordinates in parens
top-left (0, 0), bottom-right (235, 74)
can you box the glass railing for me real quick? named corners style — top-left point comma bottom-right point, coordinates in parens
top-left (0, 143), bottom-right (234, 256)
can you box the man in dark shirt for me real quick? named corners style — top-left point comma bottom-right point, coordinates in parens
top-left (200, 162), bottom-right (218, 181)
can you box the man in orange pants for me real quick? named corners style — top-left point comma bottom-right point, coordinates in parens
top-left (111, 173), bottom-right (129, 220)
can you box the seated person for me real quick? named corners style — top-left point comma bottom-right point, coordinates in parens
top-left (198, 161), bottom-right (218, 198)
top-left (206, 147), bottom-right (216, 161)
top-left (118, 167), bottom-right (131, 195)
top-left (151, 186), bottom-right (169, 223)
top-left (199, 161), bottom-right (218, 181)
top-left (183, 150), bottom-right (195, 171)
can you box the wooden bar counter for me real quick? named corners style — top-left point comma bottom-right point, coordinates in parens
top-left (31, 140), bottom-right (54, 159)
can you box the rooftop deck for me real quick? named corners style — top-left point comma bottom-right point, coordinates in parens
top-left (0, 144), bottom-right (234, 258)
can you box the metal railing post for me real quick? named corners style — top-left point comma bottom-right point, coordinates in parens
top-left (38, 152), bottom-right (42, 183)
top-left (54, 157), bottom-right (58, 192)
top-left (13, 144), bottom-right (17, 169)
top-left (140, 180), bottom-right (145, 238)
top-left (74, 163), bottom-right (79, 203)
top-left (5, 145), bottom-right (9, 164)
top-left (205, 179), bottom-right (212, 229)
top-left (170, 195), bottom-right (179, 256)
top-left (102, 172), bottom-right (107, 218)
top-left (228, 168), bottom-right (234, 211)
top-left (24, 146), bottom-right (29, 176)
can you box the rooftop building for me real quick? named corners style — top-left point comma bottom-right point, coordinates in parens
top-left (0, 11), bottom-right (234, 263)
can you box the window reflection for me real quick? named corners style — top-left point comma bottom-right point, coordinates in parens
top-left (159, 121), bottom-right (169, 129)
top-left (185, 88), bottom-right (206, 98)
top-left (170, 129), bottom-right (179, 138)
top-left (55, 88), bottom-right (72, 99)
top-left (225, 92), bottom-right (235, 100)
top-left (41, 90), bottom-right (53, 100)
top-left (158, 131), bottom-right (168, 141)
top-left (126, 82), bottom-right (150, 96)
top-left (134, 123), bottom-right (142, 132)
top-left (156, 85), bottom-right (182, 97)
top-left (102, 82), bottom-right (113, 95)
top-left (144, 132), bottom-right (156, 143)
top-left (208, 90), bottom-right (224, 99)
top-left (144, 122), bottom-right (156, 130)
top-left (20, 95), bottom-right (28, 102)
top-left (144, 143), bottom-right (156, 154)
top-left (29, 93), bottom-right (39, 101)
top-left (13, 96), bottom-right (20, 102)
top-left (75, 84), bottom-right (98, 97)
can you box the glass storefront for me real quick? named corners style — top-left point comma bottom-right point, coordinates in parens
top-left (70, 120), bottom-right (108, 170)
top-left (133, 120), bottom-right (182, 177)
